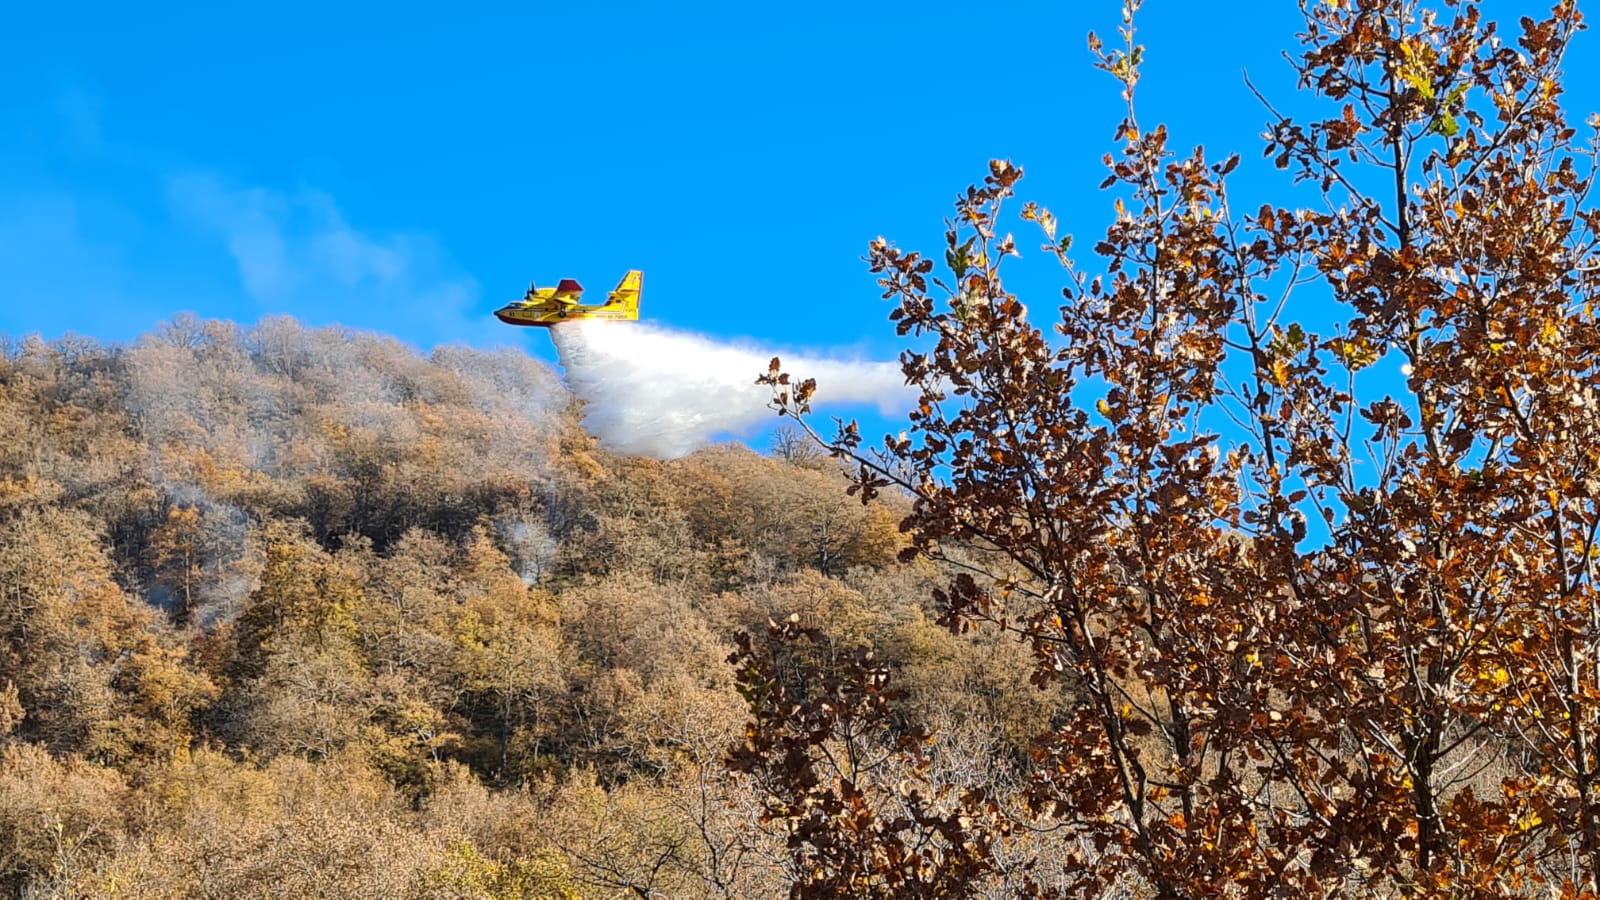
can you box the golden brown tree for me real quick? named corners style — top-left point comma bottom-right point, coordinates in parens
top-left (759, 0), bottom-right (1600, 895)
top-left (148, 503), bottom-right (226, 624)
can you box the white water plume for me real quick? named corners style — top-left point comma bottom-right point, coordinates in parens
top-left (551, 320), bottom-right (911, 459)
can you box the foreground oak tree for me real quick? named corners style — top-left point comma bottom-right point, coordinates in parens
top-left (754, 0), bottom-right (1600, 895)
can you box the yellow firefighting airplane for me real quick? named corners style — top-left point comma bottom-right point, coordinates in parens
top-left (494, 270), bottom-right (642, 327)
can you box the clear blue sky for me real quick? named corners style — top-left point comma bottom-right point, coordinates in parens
top-left (3, 1), bottom-right (1595, 375)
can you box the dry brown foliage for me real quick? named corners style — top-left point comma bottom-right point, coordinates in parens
top-left (759, 0), bottom-right (1600, 895)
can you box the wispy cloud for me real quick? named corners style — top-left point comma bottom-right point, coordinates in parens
top-left (167, 174), bottom-right (297, 299)
top-left (164, 172), bottom-right (492, 340)
top-left (0, 82), bottom-right (498, 346)
top-left (304, 192), bottom-right (407, 287)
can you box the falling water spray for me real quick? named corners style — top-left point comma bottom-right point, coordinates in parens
top-left (550, 319), bottom-right (910, 459)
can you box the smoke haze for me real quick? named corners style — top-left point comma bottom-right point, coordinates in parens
top-left (551, 320), bottom-right (911, 459)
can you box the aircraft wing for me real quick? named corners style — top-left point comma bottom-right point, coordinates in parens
top-left (552, 278), bottom-right (584, 304)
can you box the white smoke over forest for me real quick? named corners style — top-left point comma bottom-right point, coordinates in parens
top-left (551, 320), bottom-right (912, 459)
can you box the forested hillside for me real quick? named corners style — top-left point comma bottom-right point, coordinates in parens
top-left (0, 317), bottom-right (1056, 897)
top-left (15, 2), bottom-right (1600, 896)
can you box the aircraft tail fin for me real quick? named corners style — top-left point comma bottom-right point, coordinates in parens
top-left (612, 270), bottom-right (643, 316)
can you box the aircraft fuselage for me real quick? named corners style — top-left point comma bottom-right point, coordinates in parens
top-left (494, 270), bottom-right (642, 328)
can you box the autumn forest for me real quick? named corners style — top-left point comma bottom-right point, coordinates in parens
top-left (11, 0), bottom-right (1600, 897)
top-left (0, 309), bottom-right (1031, 896)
